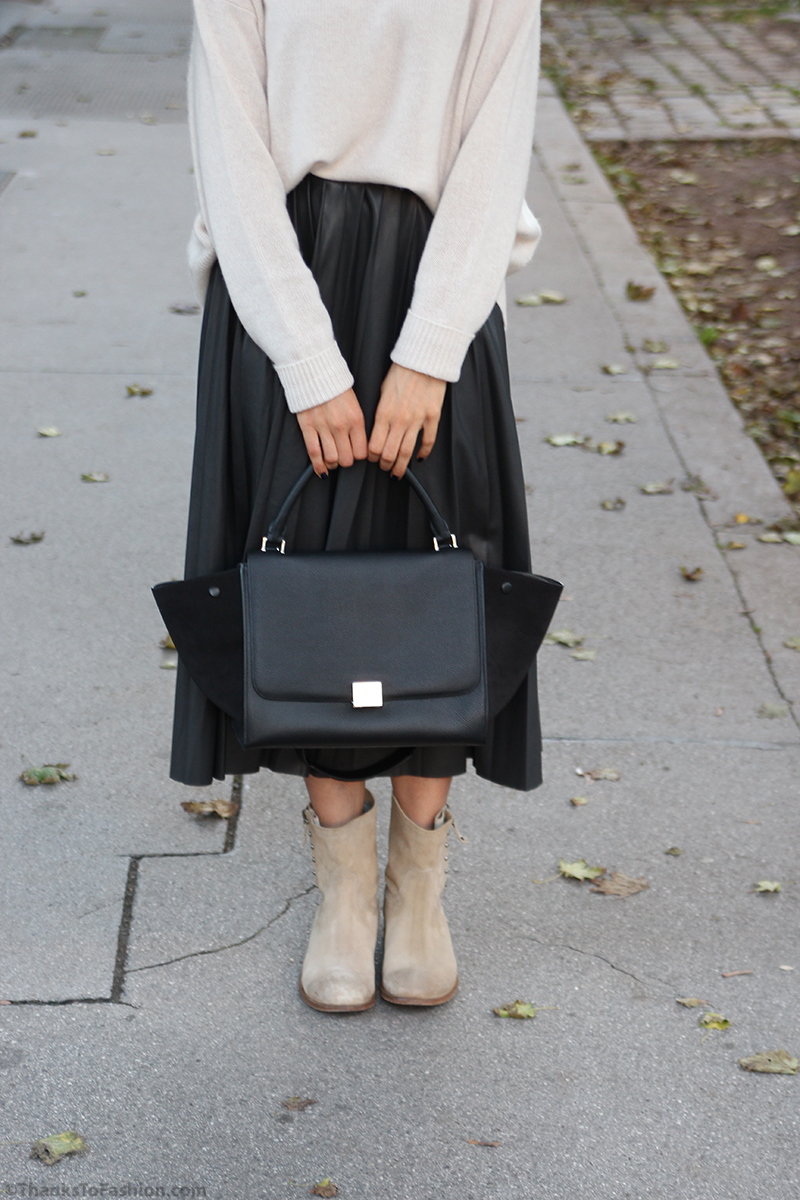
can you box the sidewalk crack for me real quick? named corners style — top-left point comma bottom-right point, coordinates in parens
top-left (126, 885), bottom-right (316, 975)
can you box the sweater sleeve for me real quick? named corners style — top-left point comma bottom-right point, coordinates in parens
top-left (391, 2), bottom-right (541, 382)
top-left (188, 0), bottom-right (354, 414)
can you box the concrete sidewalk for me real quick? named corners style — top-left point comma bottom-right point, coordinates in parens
top-left (1, 6), bottom-right (799, 1198)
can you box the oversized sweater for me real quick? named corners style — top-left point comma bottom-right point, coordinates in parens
top-left (188, 0), bottom-right (542, 413)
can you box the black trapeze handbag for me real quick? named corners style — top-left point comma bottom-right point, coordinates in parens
top-left (153, 464), bottom-right (562, 779)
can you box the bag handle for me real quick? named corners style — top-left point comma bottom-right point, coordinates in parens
top-left (261, 463), bottom-right (458, 554)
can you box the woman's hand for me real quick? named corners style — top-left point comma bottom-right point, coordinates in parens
top-left (368, 363), bottom-right (446, 478)
top-left (296, 388), bottom-right (368, 476)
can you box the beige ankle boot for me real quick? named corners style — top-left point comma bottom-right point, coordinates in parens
top-left (381, 792), bottom-right (459, 1006)
top-left (299, 791), bottom-right (379, 1012)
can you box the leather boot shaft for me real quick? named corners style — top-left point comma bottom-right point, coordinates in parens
top-left (381, 792), bottom-right (459, 1006)
top-left (299, 792), bottom-right (379, 1012)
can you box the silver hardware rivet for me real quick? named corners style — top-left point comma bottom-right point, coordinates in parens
top-left (501, 582), bottom-right (512, 594)
top-left (209, 586), bottom-right (220, 597)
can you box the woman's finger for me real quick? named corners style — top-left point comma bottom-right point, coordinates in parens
top-left (317, 425), bottom-right (340, 469)
top-left (300, 424), bottom-right (326, 476)
top-left (417, 414), bottom-right (440, 460)
top-left (378, 422), bottom-right (405, 473)
top-left (349, 414), bottom-right (369, 461)
top-left (367, 413), bottom-right (390, 463)
top-left (392, 425), bottom-right (422, 479)
top-left (333, 422), bottom-right (355, 468)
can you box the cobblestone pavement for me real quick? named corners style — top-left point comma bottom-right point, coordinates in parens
top-left (543, 3), bottom-right (800, 141)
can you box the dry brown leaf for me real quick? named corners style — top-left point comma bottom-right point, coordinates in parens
top-left (680, 566), bottom-right (703, 582)
top-left (590, 871), bottom-right (648, 898)
top-left (600, 497), bottom-right (626, 511)
top-left (283, 1097), bottom-right (317, 1112)
top-left (739, 1050), bottom-right (798, 1074)
top-left (30, 1131), bottom-right (87, 1165)
top-left (626, 280), bottom-right (656, 301)
top-left (310, 1180), bottom-right (337, 1198)
top-left (676, 997), bottom-right (710, 1008)
top-left (159, 634), bottom-right (176, 651)
top-left (181, 798), bottom-right (239, 819)
top-left (570, 796), bottom-right (589, 807)
top-left (10, 531), bottom-right (44, 545)
top-left (721, 970), bottom-right (752, 978)
top-left (467, 1139), bottom-right (501, 1147)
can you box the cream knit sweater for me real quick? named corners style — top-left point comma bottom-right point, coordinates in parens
top-left (188, 0), bottom-right (542, 413)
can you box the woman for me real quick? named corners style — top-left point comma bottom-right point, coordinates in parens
top-left (173, 0), bottom-right (543, 1013)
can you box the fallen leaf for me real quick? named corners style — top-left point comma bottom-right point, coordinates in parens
top-left (96, 148), bottom-right (116, 156)
top-left (558, 858), bottom-right (605, 881)
top-left (570, 796), bottom-right (589, 807)
top-left (783, 637), bottom-right (800, 651)
top-left (781, 225), bottom-right (800, 236)
top-left (10, 531), bottom-right (44, 545)
top-left (20, 762), bottom-right (77, 786)
top-left (699, 1012), bottom-right (731, 1030)
top-left (36, 426), bottom-right (61, 438)
top-left (140, 113), bottom-right (157, 125)
top-left (160, 660), bottom-right (177, 670)
top-left (538, 289), bottom-right (567, 304)
top-left (755, 256), bottom-right (777, 272)
top-left (721, 970), bottom-right (752, 978)
top-left (681, 475), bottom-right (714, 497)
top-left (738, 1050), bottom-right (798, 1074)
top-left (569, 648), bottom-right (596, 661)
top-left (665, 846), bottom-right (683, 856)
top-left (169, 302), bottom-right (200, 315)
top-left (126, 383), bottom-right (154, 397)
top-left (30, 1131), bottom-right (87, 1165)
top-left (669, 169), bottom-right (697, 185)
top-left (282, 1098), bottom-right (317, 1112)
top-left (601, 363), bottom-right (628, 375)
top-left (18, 129), bottom-right (38, 139)
top-left (676, 997), bottom-right (709, 1008)
top-left (180, 798), bottom-right (239, 818)
top-left (783, 532), bottom-right (800, 546)
top-left (467, 1139), bottom-right (501, 1147)
top-left (545, 433), bottom-right (583, 446)
top-left (544, 628), bottom-right (584, 648)
top-left (606, 411), bottom-right (637, 424)
top-left (600, 496), bottom-right (626, 511)
top-left (680, 566), bottom-right (703, 582)
top-left (596, 439), bottom-right (625, 455)
top-left (758, 532), bottom-right (784, 543)
top-left (735, 512), bottom-right (751, 524)
top-left (756, 704), bottom-right (788, 719)
top-left (784, 472), bottom-right (800, 499)
top-left (641, 481), bottom-right (674, 494)
top-left (651, 357), bottom-right (681, 370)
top-left (591, 871), bottom-right (649, 897)
top-left (73, 289), bottom-right (87, 297)
top-left (754, 880), bottom-right (781, 892)
top-left (81, 472), bottom-right (109, 483)
top-left (725, 540), bottom-right (746, 550)
top-left (516, 293), bottom-right (543, 306)
top-left (493, 1000), bottom-right (556, 1018)
top-left (577, 767), bottom-right (621, 782)
top-left (159, 633), bottom-right (176, 651)
top-left (643, 339), bottom-right (668, 353)
top-left (310, 1180), bottom-right (337, 1198)
top-left (779, 965), bottom-right (794, 971)
top-left (626, 280), bottom-right (656, 301)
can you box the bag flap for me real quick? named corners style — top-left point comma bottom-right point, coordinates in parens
top-left (483, 566), bottom-right (563, 718)
top-left (244, 549), bottom-right (483, 703)
top-left (152, 569), bottom-right (244, 722)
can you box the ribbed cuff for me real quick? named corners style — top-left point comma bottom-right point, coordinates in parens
top-left (390, 310), bottom-right (473, 383)
top-left (276, 345), bottom-right (355, 414)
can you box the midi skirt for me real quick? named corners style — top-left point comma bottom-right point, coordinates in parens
top-left (170, 175), bottom-right (543, 791)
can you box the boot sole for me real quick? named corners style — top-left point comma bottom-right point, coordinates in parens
top-left (379, 977), bottom-right (459, 1007)
top-left (298, 979), bottom-right (376, 1013)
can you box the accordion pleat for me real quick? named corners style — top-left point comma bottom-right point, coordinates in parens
top-left (170, 175), bottom-right (543, 790)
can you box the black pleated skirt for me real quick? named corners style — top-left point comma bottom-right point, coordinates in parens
top-left (170, 176), bottom-right (543, 790)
